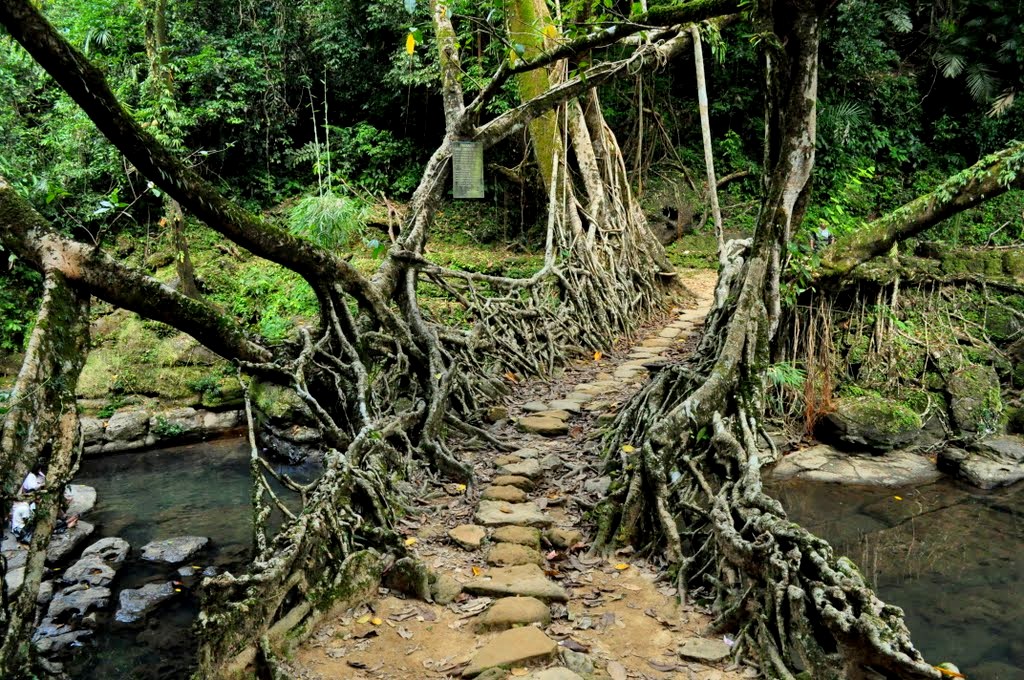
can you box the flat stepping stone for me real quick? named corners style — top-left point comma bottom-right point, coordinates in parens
top-left (532, 409), bottom-right (571, 421)
top-left (522, 401), bottom-right (550, 413)
top-left (463, 625), bottom-right (558, 677)
top-left (495, 454), bottom-right (524, 466)
top-left (481, 485), bottom-right (528, 503)
top-left (498, 459), bottom-right (543, 479)
top-left (678, 637), bottom-right (731, 661)
top-left (573, 383), bottom-right (612, 396)
top-left (547, 400), bottom-right (581, 413)
top-left (464, 564), bottom-right (568, 602)
top-left (140, 536), bottom-right (208, 564)
top-left (65, 485), bottom-right (97, 517)
top-left (449, 524), bottom-right (487, 550)
top-left (486, 542), bottom-right (544, 566)
top-left (492, 475), bottom-right (534, 490)
top-left (659, 327), bottom-right (682, 338)
top-left (512, 447), bottom-right (541, 459)
top-left (640, 338), bottom-right (673, 348)
top-left (46, 521), bottom-right (95, 564)
top-left (584, 400), bottom-right (611, 413)
top-left (613, 367), bottom-right (644, 380)
top-left (475, 596), bottom-right (551, 631)
top-left (492, 525), bottom-right (541, 548)
top-left (562, 392), bottom-right (593, 404)
top-left (518, 416), bottom-right (569, 436)
top-left (475, 501), bottom-right (551, 527)
top-left (528, 669), bottom-right (584, 680)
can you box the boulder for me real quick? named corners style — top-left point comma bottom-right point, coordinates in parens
top-left (81, 537), bottom-right (130, 565)
top-left (62, 555), bottom-right (117, 587)
top-left (65, 485), bottom-right (96, 517)
top-left (544, 528), bottom-right (584, 549)
top-left (431, 573), bottom-right (463, 605)
top-left (149, 408), bottom-right (202, 439)
top-left (823, 396), bottom-right (922, 451)
top-left (678, 637), bottom-right (731, 661)
top-left (497, 459), bottom-right (543, 479)
top-left (140, 536), bottom-right (208, 564)
top-left (47, 583), bottom-right (112, 619)
top-left (947, 365), bottom-right (1003, 437)
top-left (79, 417), bottom-right (104, 446)
top-left (46, 521), bottom-right (95, 564)
top-left (32, 620), bottom-right (92, 655)
top-left (115, 582), bottom-right (176, 624)
top-left (938, 436), bottom-right (1024, 489)
top-left (104, 410), bottom-right (150, 442)
top-left (769, 445), bottom-right (940, 487)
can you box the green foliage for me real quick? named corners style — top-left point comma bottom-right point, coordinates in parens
top-left (0, 259), bottom-right (42, 352)
top-left (286, 193), bottom-right (369, 250)
top-left (767, 362), bottom-right (806, 389)
top-left (330, 123), bottom-right (423, 196)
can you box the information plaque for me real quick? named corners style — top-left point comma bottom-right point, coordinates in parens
top-left (452, 140), bottom-right (484, 199)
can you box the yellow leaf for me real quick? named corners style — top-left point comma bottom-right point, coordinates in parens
top-left (594, 351), bottom-right (603, 361)
top-left (614, 563), bottom-right (630, 570)
top-left (406, 32), bottom-right (416, 55)
top-left (621, 444), bottom-right (635, 453)
top-left (472, 566), bottom-right (481, 576)
top-left (505, 371), bottom-right (518, 382)
top-left (371, 617), bottom-right (383, 626)
top-left (508, 48), bottom-right (518, 64)
top-left (511, 669), bottom-right (529, 677)
top-left (542, 24), bottom-right (558, 41)
top-left (356, 614), bottom-right (371, 624)
top-left (174, 588), bottom-right (182, 592)
top-left (405, 537), bottom-right (418, 546)
top-left (456, 484), bottom-right (467, 492)
top-left (893, 496), bottom-right (903, 501)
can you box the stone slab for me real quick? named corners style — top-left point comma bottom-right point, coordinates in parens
top-left (475, 596), bottom-right (551, 631)
top-left (463, 564), bottom-right (568, 602)
top-left (475, 501), bottom-right (551, 528)
top-left (463, 624), bottom-right (558, 677)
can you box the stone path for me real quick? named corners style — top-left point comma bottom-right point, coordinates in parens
top-left (289, 272), bottom-right (754, 680)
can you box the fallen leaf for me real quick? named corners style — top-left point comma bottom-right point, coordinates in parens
top-left (370, 617), bottom-right (383, 626)
top-left (471, 566), bottom-right (482, 576)
top-left (355, 614), bottom-right (371, 624)
top-left (405, 537), bottom-right (418, 546)
top-left (893, 496), bottom-right (903, 501)
top-left (456, 484), bottom-right (467, 492)
top-left (347, 660), bottom-right (368, 669)
top-left (614, 563), bottom-right (630, 570)
top-left (504, 371), bottom-right (518, 382)
top-left (594, 351), bottom-right (603, 361)
top-left (608, 660), bottom-right (628, 680)
top-left (621, 444), bottom-right (635, 453)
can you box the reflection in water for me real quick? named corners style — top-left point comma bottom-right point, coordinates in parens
top-left (68, 437), bottom-right (320, 679)
top-left (769, 479), bottom-right (1024, 680)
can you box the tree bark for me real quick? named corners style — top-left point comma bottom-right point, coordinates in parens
top-left (690, 24), bottom-right (724, 254)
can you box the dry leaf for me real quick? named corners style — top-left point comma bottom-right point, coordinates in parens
top-left (504, 371), bottom-right (518, 382)
top-left (594, 351), bottom-right (603, 361)
top-left (355, 614), bottom-right (371, 624)
top-left (404, 537), bottom-right (418, 546)
top-left (614, 563), bottom-right (630, 571)
top-left (621, 444), bottom-right (635, 453)
top-left (471, 566), bottom-right (482, 576)
top-left (370, 617), bottom-right (383, 626)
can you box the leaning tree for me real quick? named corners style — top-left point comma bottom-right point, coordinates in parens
top-left (0, 0), bottom-right (736, 675)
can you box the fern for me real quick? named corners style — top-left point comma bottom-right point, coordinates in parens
top-left (286, 192), bottom-right (368, 250)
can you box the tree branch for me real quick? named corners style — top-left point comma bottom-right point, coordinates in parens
top-left (818, 141), bottom-right (1024, 281)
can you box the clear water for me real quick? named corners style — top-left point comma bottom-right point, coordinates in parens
top-left (60, 438), bottom-right (1023, 679)
top-left (769, 479), bottom-right (1024, 680)
top-left (66, 436), bottom-right (318, 680)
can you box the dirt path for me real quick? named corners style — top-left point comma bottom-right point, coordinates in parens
top-left (285, 271), bottom-right (753, 680)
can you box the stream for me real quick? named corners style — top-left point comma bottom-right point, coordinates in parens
top-left (62, 438), bottom-right (1022, 679)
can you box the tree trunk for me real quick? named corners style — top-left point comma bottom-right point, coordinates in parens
top-left (690, 24), bottom-right (724, 254)
top-left (594, 2), bottom-right (942, 678)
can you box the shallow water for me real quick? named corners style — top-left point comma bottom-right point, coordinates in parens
top-left (769, 478), bottom-right (1024, 680)
top-left (61, 438), bottom-right (1023, 678)
top-left (67, 436), bottom-right (320, 679)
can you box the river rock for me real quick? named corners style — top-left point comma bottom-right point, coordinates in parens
top-left (116, 581), bottom-right (176, 623)
top-left (65, 485), bottom-right (97, 517)
top-left (62, 555), bottom-right (116, 587)
top-left (486, 542), bottom-right (543, 566)
top-left (201, 410), bottom-right (242, 432)
top-left (449, 524), bottom-right (487, 550)
top-left (532, 410), bottom-right (571, 421)
top-left (81, 537), bottom-right (130, 565)
top-left (584, 476), bottom-right (611, 496)
top-left (80, 417), bottom-right (104, 446)
top-left (140, 536), bottom-right (209, 564)
top-left (517, 416), bottom-right (569, 436)
top-left (823, 396), bottom-right (922, 451)
top-left (640, 338), bottom-right (673, 348)
top-left (463, 564), bottom-right (568, 602)
top-left (770, 445), bottom-right (940, 487)
top-left (481, 485), bottom-right (528, 503)
top-left (560, 648), bottom-right (594, 676)
top-left (47, 583), bottom-right (112, 619)
top-left (104, 410), bottom-right (150, 442)
top-left (523, 401), bottom-right (550, 413)
top-left (938, 437), bottom-right (1024, 489)
top-left (492, 475), bottom-right (534, 490)
top-left (947, 364), bottom-right (1003, 437)
top-left (492, 526), bottom-right (541, 548)
top-left (498, 459), bottom-right (543, 479)
top-left (678, 637), bottom-right (731, 661)
top-left (462, 625), bottom-right (558, 677)
top-left (32, 620), bottom-right (92, 655)
top-left (512, 447), bottom-right (541, 460)
top-left (150, 407), bottom-right (202, 438)
top-left (46, 521), bottom-right (95, 564)
top-left (475, 596), bottom-right (551, 631)
top-left (475, 501), bottom-right (551, 527)
top-left (4, 566), bottom-right (25, 593)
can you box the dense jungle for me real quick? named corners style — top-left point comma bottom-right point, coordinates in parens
top-left (1, 0), bottom-right (1023, 679)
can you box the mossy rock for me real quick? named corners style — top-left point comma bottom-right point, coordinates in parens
top-left (1003, 250), bottom-right (1024, 279)
top-left (823, 395), bottom-right (923, 452)
top-left (250, 379), bottom-right (311, 423)
top-left (947, 364), bottom-right (1003, 438)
